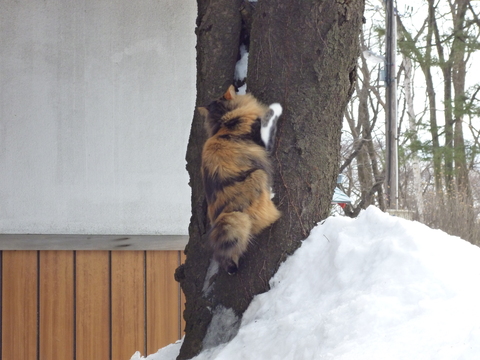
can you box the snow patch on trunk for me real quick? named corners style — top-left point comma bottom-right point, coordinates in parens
top-left (202, 259), bottom-right (219, 295)
top-left (202, 306), bottom-right (240, 350)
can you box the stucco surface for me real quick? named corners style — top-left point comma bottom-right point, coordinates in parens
top-left (0, 0), bottom-right (196, 234)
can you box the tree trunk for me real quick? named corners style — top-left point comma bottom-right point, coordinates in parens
top-left (176, 2), bottom-right (243, 359)
top-left (176, 1), bottom-right (365, 359)
top-left (424, 65), bottom-right (443, 198)
top-left (403, 56), bottom-right (424, 221)
top-left (430, 0), bottom-right (455, 194)
top-left (342, 47), bottom-right (384, 217)
top-left (248, 0), bottom-right (364, 228)
top-left (451, 0), bottom-right (472, 202)
top-left (397, 10), bottom-right (443, 199)
top-left (356, 55), bottom-right (375, 208)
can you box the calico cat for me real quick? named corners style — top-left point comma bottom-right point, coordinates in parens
top-left (198, 85), bottom-right (282, 274)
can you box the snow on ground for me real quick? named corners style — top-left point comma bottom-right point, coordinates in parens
top-left (132, 206), bottom-right (480, 360)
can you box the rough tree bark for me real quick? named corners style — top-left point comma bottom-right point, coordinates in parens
top-left (175, 2), bottom-right (243, 359)
top-left (175, 1), bottom-right (365, 359)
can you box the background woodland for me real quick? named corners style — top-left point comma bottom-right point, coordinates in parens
top-left (340, 0), bottom-right (480, 244)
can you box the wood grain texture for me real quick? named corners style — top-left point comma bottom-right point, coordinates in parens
top-left (39, 251), bottom-right (74, 360)
top-left (1, 250), bottom-right (185, 360)
top-left (111, 251), bottom-right (146, 359)
top-left (2, 251), bottom-right (38, 360)
top-left (146, 251), bottom-right (181, 353)
top-left (76, 251), bottom-right (110, 360)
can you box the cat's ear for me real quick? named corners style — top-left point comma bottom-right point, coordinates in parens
top-left (223, 85), bottom-right (236, 100)
top-left (197, 106), bottom-right (209, 118)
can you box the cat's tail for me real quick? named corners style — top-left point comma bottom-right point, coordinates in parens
top-left (208, 211), bottom-right (252, 275)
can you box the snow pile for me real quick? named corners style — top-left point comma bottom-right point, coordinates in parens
top-left (133, 206), bottom-right (480, 360)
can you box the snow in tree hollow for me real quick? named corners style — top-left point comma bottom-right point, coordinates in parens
top-left (234, 44), bottom-right (248, 82)
top-left (202, 259), bottom-right (219, 295)
top-left (131, 206), bottom-right (480, 360)
top-left (234, 44), bottom-right (248, 95)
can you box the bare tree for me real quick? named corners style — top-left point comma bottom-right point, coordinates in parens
top-left (402, 55), bottom-right (424, 221)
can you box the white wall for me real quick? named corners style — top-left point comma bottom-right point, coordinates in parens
top-left (0, 0), bottom-right (196, 235)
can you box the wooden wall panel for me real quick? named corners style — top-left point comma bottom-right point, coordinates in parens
top-left (1, 249), bottom-right (184, 360)
top-left (111, 251), bottom-right (146, 359)
top-left (2, 251), bottom-right (38, 360)
top-left (146, 251), bottom-right (180, 353)
top-left (76, 251), bottom-right (110, 360)
top-left (39, 251), bottom-right (74, 360)
top-left (180, 251), bottom-right (186, 338)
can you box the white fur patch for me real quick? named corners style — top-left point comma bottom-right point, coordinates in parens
top-left (261, 103), bottom-right (282, 149)
top-left (269, 103), bottom-right (283, 118)
top-left (270, 187), bottom-right (276, 200)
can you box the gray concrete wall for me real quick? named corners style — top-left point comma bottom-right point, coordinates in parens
top-left (0, 0), bottom-right (196, 235)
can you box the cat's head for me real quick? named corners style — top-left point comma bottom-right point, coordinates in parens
top-left (198, 85), bottom-right (267, 138)
top-left (198, 85), bottom-right (237, 137)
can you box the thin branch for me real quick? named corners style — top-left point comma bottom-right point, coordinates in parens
top-left (340, 138), bottom-right (370, 173)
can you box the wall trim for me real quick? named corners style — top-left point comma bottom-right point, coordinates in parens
top-left (0, 234), bottom-right (188, 251)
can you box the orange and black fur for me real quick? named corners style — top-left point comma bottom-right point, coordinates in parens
top-left (199, 85), bottom-right (282, 275)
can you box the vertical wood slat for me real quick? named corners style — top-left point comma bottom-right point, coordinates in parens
top-left (180, 251), bottom-right (186, 338)
top-left (146, 251), bottom-right (181, 354)
top-left (2, 251), bottom-right (38, 360)
top-left (76, 251), bottom-right (110, 360)
top-left (39, 251), bottom-right (75, 360)
top-left (0, 250), bottom-right (2, 358)
top-left (111, 251), bottom-right (146, 360)
top-left (1, 249), bottom-right (185, 360)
